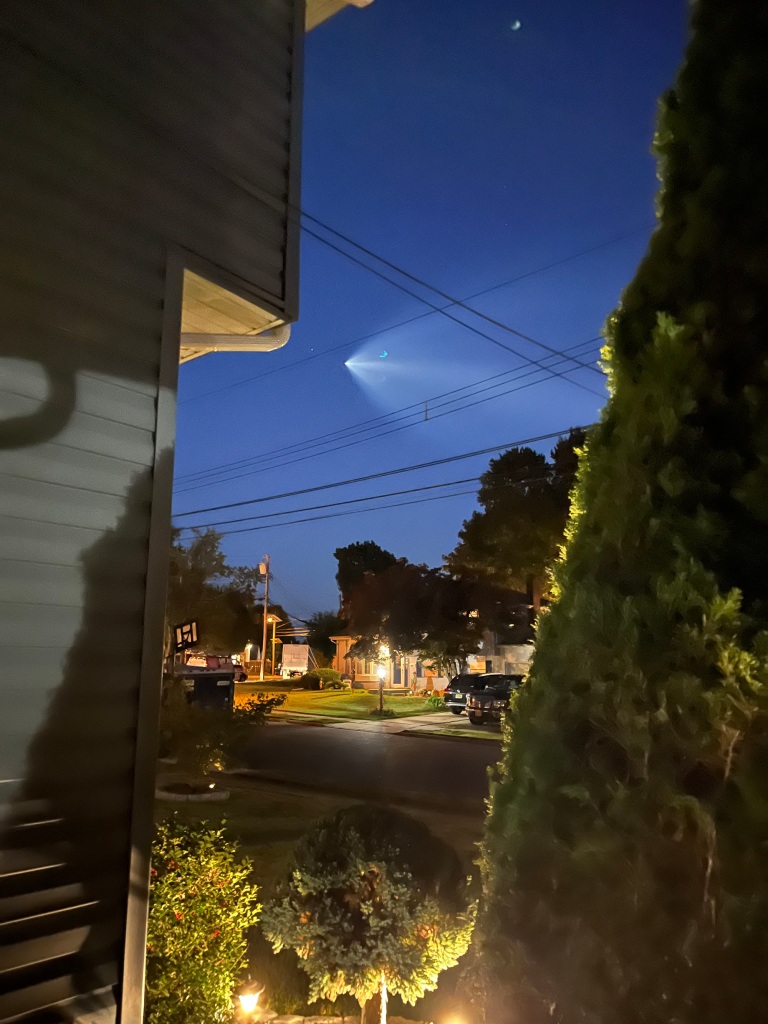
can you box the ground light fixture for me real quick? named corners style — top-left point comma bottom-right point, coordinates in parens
top-left (237, 984), bottom-right (263, 1016)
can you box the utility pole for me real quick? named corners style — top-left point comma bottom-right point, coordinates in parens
top-left (259, 555), bottom-right (270, 681)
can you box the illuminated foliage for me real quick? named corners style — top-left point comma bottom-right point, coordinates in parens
top-left (263, 805), bottom-right (475, 1021)
top-left (145, 819), bottom-right (261, 1024)
top-left (482, 2), bottom-right (768, 1022)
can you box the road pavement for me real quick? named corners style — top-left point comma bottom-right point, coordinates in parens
top-left (242, 721), bottom-right (501, 806)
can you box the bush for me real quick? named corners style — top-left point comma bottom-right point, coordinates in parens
top-left (426, 694), bottom-right (444, 708)
top-left (145, 818), bottom-right (261, 1024)
top-left (160, 680), bottom-right (285, 777)
top-left (233, 692), bottom-right (286, 723)
top-left (314, 668), bottom-right (348, 689)
top-left (297, 671), bottom-right (321, 690)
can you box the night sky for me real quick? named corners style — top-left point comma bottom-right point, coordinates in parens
top-left (173, 0), bottom-right (688, 621)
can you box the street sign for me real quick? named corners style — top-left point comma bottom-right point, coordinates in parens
top-left (173, 620), bottom-right (199, 652)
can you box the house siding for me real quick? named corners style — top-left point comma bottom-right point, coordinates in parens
top-left (0, 2), bottom-right (303, 1021)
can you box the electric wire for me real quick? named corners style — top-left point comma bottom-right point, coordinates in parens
top-left (302, 225), bottom-right (605, 397)
top-left (216, 488), bottom-right (481, 537)
top-left (175, 335), bottom-right (601, 488)
top-left (179, 475), bottom-right (485, 531)
top-left (174, 339), bottom-right (602, 495)
top-left (178, 223), bottom-right (646, 406)
top-left (301, 212), bottom-right (608, 375)
top-left (173, 426), bottom-right (589, 518)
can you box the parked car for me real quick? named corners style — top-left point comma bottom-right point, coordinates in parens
top-left (466, 674), bottom-right (524, 725)
top-left (442, 675), bottom-right (476, 714)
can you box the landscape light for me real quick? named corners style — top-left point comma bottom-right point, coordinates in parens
top-left (238, 987), bottom-right (262, 1015)
top-left (377, 665), bottom-right (387, 680)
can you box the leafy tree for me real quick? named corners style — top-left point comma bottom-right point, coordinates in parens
top-left (305, 609), bottom-right (348, 660)
top-left (346, 560), bottom-right (520, 675)
top-left (482, 4), bottom-right (768, 1023)
top-left (145, 818), bottom-right (261, 1024)
top-left (446, 431), bottom-right (584, 599)
top-left (334, 540), bottom-right (398, 612)
top-left (263, 805), bottom-right (475, 1024)
top-left (166, 528), bottom-right (274, 655)
top-left (158, 680), bottom-right (286, 778)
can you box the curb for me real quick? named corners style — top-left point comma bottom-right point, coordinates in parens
top-left (155, 786), bottom-right (230, 803)
top-left (397, 727), bottom-right (501, 744)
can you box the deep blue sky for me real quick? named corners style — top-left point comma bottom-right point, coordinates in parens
top-left (173, 0), bottom-right (688, 622)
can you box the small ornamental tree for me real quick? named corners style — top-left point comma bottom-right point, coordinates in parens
top-left (263, 805), bottom-right (475, 1024)
top-left (145, 818), bottom-right (261, 1024)
top-left (483, 3), bottom-right (768, 1023)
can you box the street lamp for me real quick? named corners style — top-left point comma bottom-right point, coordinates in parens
top-left (266, 614), bottom-right (281, 676)
top-left (376, 662), bottom-right (386, 713)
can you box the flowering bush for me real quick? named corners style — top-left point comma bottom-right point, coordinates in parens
top-left (145, 818), bottom-right (261, 1024)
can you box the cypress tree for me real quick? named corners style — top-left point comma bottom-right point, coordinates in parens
top-left (482, 3), bottom-right (768, 1022)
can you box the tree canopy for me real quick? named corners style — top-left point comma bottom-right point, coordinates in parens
top-left (305, 609), bottom-right (348, 660)
top-left (482, 4), bottom-right (768, 1022)
top-left (446, 430), bottom-right (585, 598)
top-left (345, 560), bottom-right (518, 676)
top-left (263, 805), bottom-right (474, 1024)
top-left (166, 528), bottom-right (276, 654)
top-left (334, 541), bottom-right (398, 611)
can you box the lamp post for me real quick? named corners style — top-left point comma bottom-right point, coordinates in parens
top-left (266, 614), bottom-right (281, 675)
top-left (376, 663), bottom-right (386, 713)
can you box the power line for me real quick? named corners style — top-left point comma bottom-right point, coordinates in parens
top-left (217, 488), bottom-right (481, 537)
top-left (179, 474), bottom-right (485, 531)
top-left (214, 447), bottom-right (597, 539)
top-left (301, 212), bottom-right (607, 375)
top-left (302, 225), bottom-right (605, 398)
top-left (178, 223), bottom-right (645, 406)
top-left (173, 425), bottom-right (589, 519)
top-left (175, 335), bottom-right (600, 488)
top-left (174, 340), bottom-right (602, 494)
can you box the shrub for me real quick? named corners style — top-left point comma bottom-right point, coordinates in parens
top-left (263, 805), bottom-right (474, 1020)
top-left (314, 668), bottom-right (348, 689)
top-left (297, 671), bottom-right (321, 690)
top-left (426, 694), bottom-right (444, 708)
top-left (145, 818), bottom-right (261, 1024)
top-left (160, 680), bottom-right (285, 777)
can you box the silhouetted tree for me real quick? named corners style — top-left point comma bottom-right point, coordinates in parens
top-left (334, 540), bottom-right (398, 612)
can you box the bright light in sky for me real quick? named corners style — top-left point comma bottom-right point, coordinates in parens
top-left (344, 338), bottom-right (484, 413)
top-left (510, 19), bottom-right (522, 31)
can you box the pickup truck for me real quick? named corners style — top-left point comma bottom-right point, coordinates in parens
top-left (466, 674), bottom-right (524, 725)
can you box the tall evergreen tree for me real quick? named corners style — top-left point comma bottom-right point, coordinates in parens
top-left (482, 4), bottom-right (768, 1023)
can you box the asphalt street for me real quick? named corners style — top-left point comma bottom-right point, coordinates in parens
top-left (243, 723), bottom-right (501, 806)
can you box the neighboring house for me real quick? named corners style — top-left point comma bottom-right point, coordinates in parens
top-left (330, 636), bottom-right (445, 691)
top-left (0, 2), bottom-right (370, 1021)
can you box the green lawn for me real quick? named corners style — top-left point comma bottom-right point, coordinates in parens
top-left (237, 684), bottom-right (446, 719)
top-left (155, 774), bottom-right (480, 897)
top-left (279, 688), bottom-right (444, 719)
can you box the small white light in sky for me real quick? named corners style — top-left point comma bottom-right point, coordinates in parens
top-left (510, 19), bottom-right (522, 31)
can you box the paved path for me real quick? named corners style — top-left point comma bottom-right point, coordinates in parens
top-left (243, 722), bottom-right (501, 805)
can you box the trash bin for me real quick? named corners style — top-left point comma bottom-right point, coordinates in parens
top-left (179, 668), bottom-right (235, 711)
